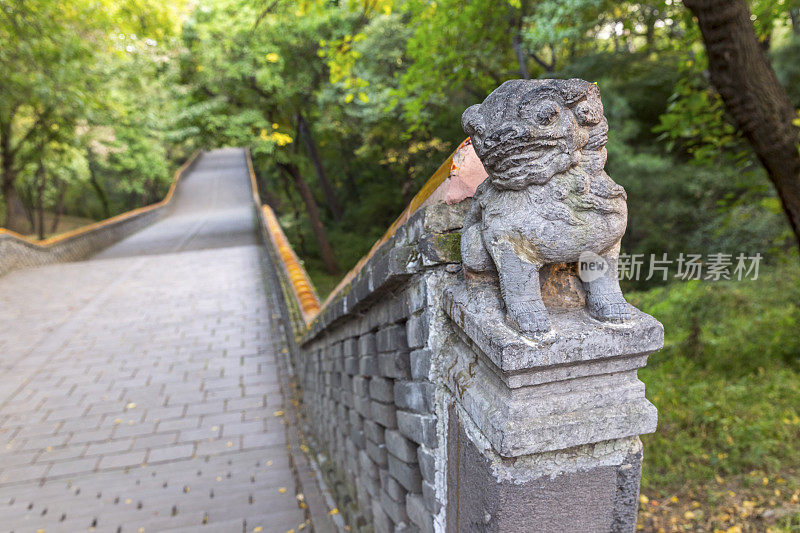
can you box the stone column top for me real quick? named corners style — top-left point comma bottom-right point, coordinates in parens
top-left (444, 279), bottom-right (663, 374)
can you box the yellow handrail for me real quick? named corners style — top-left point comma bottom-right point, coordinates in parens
top-left (245, 140), bottom-right (471, 326)
top-left (245, 148), bottom-right (321, 324)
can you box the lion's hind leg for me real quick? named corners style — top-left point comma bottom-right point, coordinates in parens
top-left (583, 247), bottom-right (631, 323)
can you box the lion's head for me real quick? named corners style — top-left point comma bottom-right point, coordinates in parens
top-left (462, 78), bottom-right (608, 190)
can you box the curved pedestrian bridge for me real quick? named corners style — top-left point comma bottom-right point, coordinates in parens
top-left (0, 149), bottom-right (331, 532)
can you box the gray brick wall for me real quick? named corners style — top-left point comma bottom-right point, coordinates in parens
top-left (261, 187), bottom-right (660, 532)
top-left (260, 201), bottom-right (466, 532)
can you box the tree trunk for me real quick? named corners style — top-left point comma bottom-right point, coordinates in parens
top-left (789, 8), bottom-right (800, 34)
top-left (254, 165), bottom-right (282, 210)
top-left (0, 121), bottom-right (28, 233)
top-left (529, 46), bottom-right (555, 73)
top-left (50, 179), bottom-right (66, 234)
top-left (2, 182), bottom-right (29, 233)
top-left (297, 113), bottom-right (343, 222)
top-left (86, 149), bottom-right (111, 218)
top-left (512, 33), bottom-right (530, 80)
top-left (278, 168), bottom-right (309, 257)
top-left (278, 162), bottom-right (338, 274)
top-left (36, 150), bottom-right (47, 240)
top-left (684, 0), bottom-right (800, 250)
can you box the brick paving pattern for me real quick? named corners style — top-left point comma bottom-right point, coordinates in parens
top-left (0, 149), bottom-right (315, 532)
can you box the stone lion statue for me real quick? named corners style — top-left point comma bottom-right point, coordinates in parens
top-left (460, 78), bottom-right (632, 335)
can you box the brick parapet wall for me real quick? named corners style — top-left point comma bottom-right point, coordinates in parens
top-left (253, 140), bottom-right (660, 532)
top-left (257, 189), bottom-right (465, 531)
top-left (277, 178), bottom-right (469, 530)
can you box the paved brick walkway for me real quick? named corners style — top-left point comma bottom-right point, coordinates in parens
top-left (0, 149), bottom-right (326, 532)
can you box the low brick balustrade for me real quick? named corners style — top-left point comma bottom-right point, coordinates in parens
top-left (256, 78), bottom-right (663, 533)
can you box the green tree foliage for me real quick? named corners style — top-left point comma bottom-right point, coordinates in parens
top-left (2, 0), bottom-right (798, 274)
top-left (0, 0), bottom-right (187, 234)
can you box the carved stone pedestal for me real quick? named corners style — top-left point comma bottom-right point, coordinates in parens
top-left (442, 278), bottom-right (662, 532)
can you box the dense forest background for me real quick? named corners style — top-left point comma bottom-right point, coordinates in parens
top-left (2, 0), bottom-right (800, 529)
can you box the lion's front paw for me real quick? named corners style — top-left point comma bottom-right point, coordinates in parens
top-left (587, 292), bottom-right (631, 323)
top-left (506, 302), bottom-right (551, 335)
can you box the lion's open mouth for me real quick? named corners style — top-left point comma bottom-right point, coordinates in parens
top-left (585, 132), bottom-right (607, 151)
top-left (489, 147), bottom-right (579, 179)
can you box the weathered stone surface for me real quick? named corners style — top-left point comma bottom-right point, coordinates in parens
top-left (612, 446), bottom-right (644, 531)
top-left (364, 420), bottom-right (386, 444)
top-left (366, 439), bottom-right (389, 467)
top-left (372, 501), bottom-right (393, 533)
top-left (359, 332), bottom-right (378, 355)
top-left (385, 430), bottom-right (418, 463)
top-left (444, 278), bottom-right (663, 374)
top-left (261, 79), bottom-right (663, 533)
top-left (369, 377), bottom-right (395, 403)
top-left (397, 411), bottom-right (438, 449)
top-left (388, 454), bottom-right (422, 493)
top-left (394, 381), bottom-right (434, 414)
top-left (417, 447), bottom-right (435, 483)
top-left (343, 337), bottom-right (358, 357)
top-left (421, 481), bottom-right (440, 514)
top-left (460, 78), bottom-right (631, 335)
top-left (419, 232), bottom-right (461, 265)
top-left (381, 488), bottom-right (410, 524)
top-left (406, 493), bottom-right (435, 533)
top-left (378, 325), bottom-right (408, 353)
top-left (378, 352), bottom-right (412, 379)
top-left (443, 280), bottom-right (658, 457)
top-left (409, 349), bottom-right (432, 381)
top-left (353, 376), bottom-right (370, 397)
top-left (371, 400), bottom-right (398, 428)
top-left (354, 394), bottom-right (372, 419)
top-left (405, 312), bottom-right (429, 349)
top-left (360, 450), bottom-right (379, 480)
top-left (446, 405), bottom-right (643, 532)
top-left (360, 355), bottom-right (378, 376)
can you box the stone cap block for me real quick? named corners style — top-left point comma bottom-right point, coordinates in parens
top-left (444, 279), bottom-right (663, 373)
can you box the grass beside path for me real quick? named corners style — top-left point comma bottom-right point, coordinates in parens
top-left (632, 259), bottom-right (800, 531)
